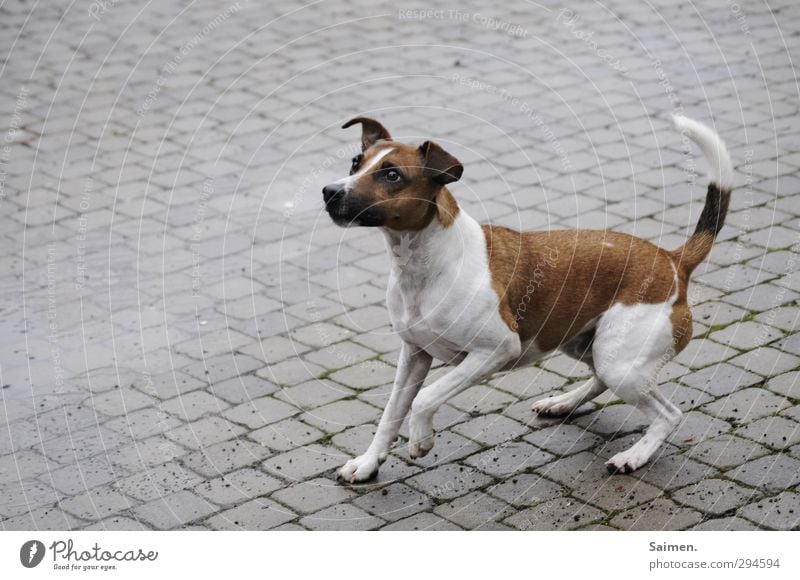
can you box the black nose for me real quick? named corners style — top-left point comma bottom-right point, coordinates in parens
top-left (323, 183), bottom-right (345, 204)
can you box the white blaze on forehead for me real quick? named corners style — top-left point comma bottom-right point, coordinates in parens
top-left (335, 146), bottom-right (395, 187)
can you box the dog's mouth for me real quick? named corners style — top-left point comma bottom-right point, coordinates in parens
top-left (325, 198), bottom-right (386, 227)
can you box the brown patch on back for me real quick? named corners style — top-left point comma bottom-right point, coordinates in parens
top-left (482, 226), bottom-right (685, 351)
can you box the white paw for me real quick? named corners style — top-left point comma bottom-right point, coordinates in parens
top-left (531, 395), bottom-right (575, 417)
top-left (338, 454), bottom-right (380, 483)
top-left (605, 449), bottom-right (646, 475)
top-left (408, 415), bottom-right (434, 458)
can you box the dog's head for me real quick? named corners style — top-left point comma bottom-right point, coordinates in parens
top-left (322, 117), bottom-right (463, 230)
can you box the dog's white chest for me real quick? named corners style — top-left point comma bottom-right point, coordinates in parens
top-left (387, 285), bottom-right (465, 362)
top-left (382, 213), bottom-right (518, 363)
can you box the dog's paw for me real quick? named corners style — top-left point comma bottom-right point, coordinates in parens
top-left (605, 450), bottom-right (645, 475)
top-left (408, 416), bottom-right (434, 459)
top-left (531, 395), bottom-right (575, 417)
top-left (338, 454), bottom-right (380, 484)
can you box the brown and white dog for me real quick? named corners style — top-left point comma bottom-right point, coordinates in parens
top-left (323, 115), bottom-right (733, 481)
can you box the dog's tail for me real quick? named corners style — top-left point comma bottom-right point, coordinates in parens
top-left (669, 115), bottom-right (734, 275)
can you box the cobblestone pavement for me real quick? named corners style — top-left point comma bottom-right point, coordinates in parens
top-left (1, 0), bottom-right (799, 531)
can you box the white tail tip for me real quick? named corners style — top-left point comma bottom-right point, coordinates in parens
top-left (671, 115), bottom-right (734, 191)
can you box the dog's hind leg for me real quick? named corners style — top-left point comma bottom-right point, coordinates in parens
top-left (532, 377), bottom-right (607, 417)
top-left (532, 324), bottom-right (607, 416)
top-left (591, 302), bottom-right (682, 474)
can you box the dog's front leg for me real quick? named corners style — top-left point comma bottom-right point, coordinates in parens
top-left (407, 343), bottom-right (518, 458)
top-left (338, 343), bottom-right (432, 483)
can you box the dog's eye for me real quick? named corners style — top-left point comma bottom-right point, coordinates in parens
top-left (349, 155), bottom-right (362, 175)
top-left (385, 169), bottom-right (401, 182)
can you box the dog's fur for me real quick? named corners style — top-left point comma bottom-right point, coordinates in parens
top-left (323, 115), bottom-right (733, 481)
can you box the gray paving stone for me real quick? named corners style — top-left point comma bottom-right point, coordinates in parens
top-left (756, 307), bottom-right (800, 333)
top-left (726, 454), bottom-right (800, 492)
top-left (537, 452), bottom-right (663, 511)
top-left (610, 498), bottom-right (703, 531)
top-left (257, 359), bottom-right (326, 387)
top-left (161, 391), bottom-right (229, 421)
top-left (107, 436), bottom-right (189, 470)
top-left (691, 301), bottom-right (749, 329)
top-left (486, 473), bottom-right (566, 508)
top-left (194, 468), bottom-right (283, 506)
top-left (672, 479), bottom-right (760, 516)
top-left (236, 336), bottom-right (311, 365)
top-left (353, 483), bottom-right (435, 522)
top-left (452, 413), bottom-right (528, 446)
top-left (137, 371), bottom-right (207, 400)
top-left (182, 439), bottom-right (271, 479)
top-left (738, 491), bottom-right (800, 530)
top-left (434, 491), bottom-right (516, 529)
top-left (82, 516), bottom-right (150, 531)
top-left (330, 425), bottom-right (379, 456)
top-left (701, 388), bottom-right (790, 426)
top-left (688, 516), bottom-right (760, 531)
top-left (449, 384), bottom-right (518, 415)
top-left (46, 455), bottom-right (126, 496)
top-left (300, 399), bottom-right (381, 434)
top-left (209, 374), bottom-right (280, 404)
top-left (105, 407), bottom-right (183, 440)
top-left (182, 353), bottom-right (264, 384)
top-left (35, 404), bottom-right (106, 437)
top-left (407, 464), bottom-right (495, 501)
top-left (686, 435), bottom-right (771, 470)
top-left (88, 387), bottom-right (157, 417)
top-left (489, 366), bottom-right (567, 399)
top-left (39, 425), bottom-right (131, 464)
top-left (504, 497), bottom-right (605, 531)
top-left (464, 441), bottom-right (554, 477)
top-left (328, 360), bottom-right (397, 389)
top-left (381, 512), bottom-right (462, 530)
top-left (2, 505), bottom-right (82, 531)
top-left (290, 322), bottom-right (356, 349)
top-left (166, 416), bottom-right (246, 449)
top-left (524, 423), bottom-right (604, 455)
top-left (275, 378), bottom-right (355, 409)
top-left (113, 462), bottom-right (203, 502)
top-left (262, 444), bottom-right (343, 481)
top-left (0, 449), bottom-right (53, 485)
top-left (679, 363), bottom-right (763, 397)
top-left (60, 486), bottom-right (136, 521)
top-left (250, 418), bottom-right (326, 452)
top-left (300, 503), bottom-right (385, 531)
top-left (205, 498), bottom-right (297, 530)
top-left (131, 490), bottom-right (217, 530)
top-left (0, 479), bottom-right (59, 519)
top-left (675, 339), bottom-right (740, 370)
top-left (222, 397), bottom-right (298, 429)
top-left (736, 416), bottom-right (800, 451)
top-left (271, 477), bottom-right (355, 513)
top-left (667, 411), bottom-right (732, 448)
top-left (729, 347), bottom-right (800, 377)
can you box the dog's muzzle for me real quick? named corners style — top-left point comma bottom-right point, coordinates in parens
top-left (322, 183), bottom-right (386, 227)
top-left (322, 183), bottom-right (345, 205)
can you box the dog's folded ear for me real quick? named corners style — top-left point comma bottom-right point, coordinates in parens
top-left (342, 117), bottom-right (392, 151)
top-left (419, 141), bottom-right (464, 185)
